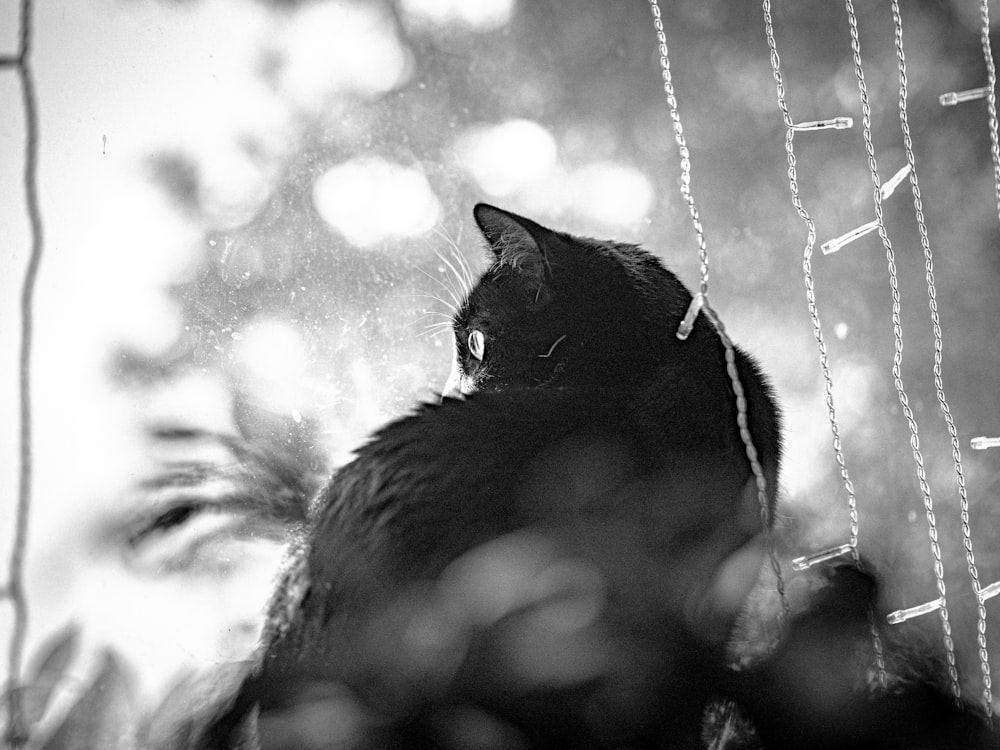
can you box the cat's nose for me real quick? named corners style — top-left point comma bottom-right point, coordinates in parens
top-left (441, 358), bottom-right (466, 401)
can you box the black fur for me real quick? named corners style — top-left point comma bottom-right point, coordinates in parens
top-left (453, 205), bottom-right (781, 500)
top-left (721, 562), bottom-right (1000, 749)
top-left (196, 205), bottom-right (783, 749)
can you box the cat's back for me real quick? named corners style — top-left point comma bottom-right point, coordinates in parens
top-left (308, 388), bottom-right (639, 580)
top-left (297, 383), bottom-right (760, 640)
top-left (249, 386), bottom-right (760, 748)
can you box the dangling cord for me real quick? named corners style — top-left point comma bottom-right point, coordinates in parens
top-left (1, 0), bottom-right (42, 746)
top-left (892, 0), bottom-right (993, 717)
top-left (648, 0), bottom-right (787, 620)
top-left (981, 0), bottom-right (1000, 229)
top-left (646, 0), bottom-right (708, 301)
top-left (761, 0), bottom-right (886, 690)
top-left (844, 0), bottom-right (961, 702)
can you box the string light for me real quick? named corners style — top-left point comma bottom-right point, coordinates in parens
top-left (840, 0), bottom-right (1000, 705)
top-left (791, 543), bottom-right (854, 572)
top-left (821, 219), bottom-right (878, 256)
top-left (888, 597), bottom-right (945, 626)
top-left (937, 2), bottom-right (1000, 228)
top-left (939, 85), bottom-right (991, 107)
top-left (676, 292), bottom-right (703, 341)
top-left (879, 163), bottom-right (913, 199)
top-left (648, 0), bottom-right (787, 619)
top-left (761, 0), bottom-right (886, 687)
top-left (891, 0), bottom-right (993, 715)
top-left (791, 116), bottom-right (854, 131)
top-left (980, 581), bottom-right (1000, 603)
top-left (979, 0), bottom-right (1000, 230)
top-left (821, 164), bottom-right (911, 254)
top-left (971, 436), bottom-right (1000, 450)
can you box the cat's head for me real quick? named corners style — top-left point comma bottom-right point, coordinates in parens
top-left (443, 204), bottom-right (698, 397)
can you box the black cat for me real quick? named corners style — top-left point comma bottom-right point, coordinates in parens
top-left (720, 561), bottom-right (1000, 750)
top-left (196, 204), bottom-right (782, 749)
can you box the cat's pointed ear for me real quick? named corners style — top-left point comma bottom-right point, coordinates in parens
top-left (473, 203), bottom-right (549, 284)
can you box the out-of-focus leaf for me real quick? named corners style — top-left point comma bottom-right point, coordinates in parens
top-left (93, 426), bottom-right (318, 579)
top-left (19, 623), bottom-right (81, 731)
top-left (39, 649), bottom-right (138, 750)
top-left (140, 660), bottom-right (253, 750)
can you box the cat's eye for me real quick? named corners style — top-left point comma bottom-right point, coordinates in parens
top-left (468, 330), bottom-right (485, 361)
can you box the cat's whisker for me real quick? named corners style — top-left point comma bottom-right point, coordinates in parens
top-left (432, 230), bottom-right (478, 293)
top-left (412, 309), bottom-right (452, 322)
top-left (430, 225), bottom-right (477, 290)
top-left (439, 262), bottom-right (469, 310)
top-left (416, 322), bottom-right (454, 339)
top-left (424, 236), bottom-right (473, 302)
top-left (433, 246), bottom-right (470, 299)
top-left (453, 247), bottom-right (476, 292)
top-left (417, 321), bottom-right (455, 339)
top-left (407, 292), bottom-right (455, 308)
top-left (430, 224), bottom-right (460, 249)
top-left (416, 267), bottom-right (463, 310)
top-left (408, 315), bottom-right (452, 333)
top-left (409, 282), bottom-right (460, 312)
top-left (399, 290), bottom-right (452, 305)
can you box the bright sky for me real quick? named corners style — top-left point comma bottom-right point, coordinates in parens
top-left (0, 0), bottom-right (284, 709)
top-left (0, 0), bottom-right (541, 718)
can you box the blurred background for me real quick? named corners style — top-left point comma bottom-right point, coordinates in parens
top-left (2, 0), bottom-right (1000, 742)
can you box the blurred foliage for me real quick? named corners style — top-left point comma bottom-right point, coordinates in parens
top-left (133, 0), bottom-right (1000, 704)
top-left (10, 0), bottom-right (1000, 744)
top-left (38, 646), bottom-right (137, 750)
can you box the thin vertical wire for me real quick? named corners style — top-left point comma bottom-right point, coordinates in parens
top-left (980, 0), bottom-right (1000, 228)
top-left (647, 0), bottom-right (786, 618)
top-left (2, 0), bottom-right (42, 746)
top-left (843, 0), bottom-right (961, 701)
top-left (891, 0), bottom-right (993, 717)
top-left (647, 0), bottom-right (709, 298)
top-left (760, 0), bottom-right (886, 689)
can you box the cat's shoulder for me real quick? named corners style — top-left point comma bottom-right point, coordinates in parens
top-left (357, 388), bottom-right (622, 460)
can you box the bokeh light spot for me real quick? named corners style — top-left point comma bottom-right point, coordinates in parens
top-left (401, 0), bottom-right (516, 31)
top-left (455, 119), bottom-right (558, 197)
top-left (236, 320), bottom-right (306, 382)
top-left (569, 162), bottom-right (654, 227)
top-left (313, 158), bottom-right (441, 246)
top-left (278, 2), bottom-right (411, 105)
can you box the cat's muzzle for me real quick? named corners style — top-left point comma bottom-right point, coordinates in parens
top-left (441, 357), bottom-right (473, 401)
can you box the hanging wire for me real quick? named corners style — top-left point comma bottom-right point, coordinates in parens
top-left (842, 0), bottom-right (961, 702)
top-left (759, 0), bottom-right (887, 689)
top-left (646, 0), bottom-right (709, 300)
top-left (891, 0), bottom-right (993, 718)
top-left (647, 0), bottom-right (787, 619)
top-left (980, 0), bottom-right (1000, 229)
top-left (1, 0), bottom-right (42, 746)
